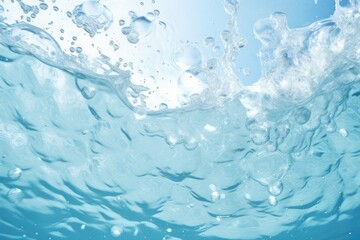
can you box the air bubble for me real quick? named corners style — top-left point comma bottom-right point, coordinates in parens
top-left (119, 19), bottom-right (125, 26)
top-left (294, 107), bottom-right (311, 125)
top-left (211, 191), bottom-right (220, 201)
top-left (339, 128), bottom-right (348, 137)
top-left (111, 225), bottom-right (122, 237)
top-left (39, 3), bottom-right (48, 10)
top-left (268, 181), bottom-right (283, 196)
top-left (158, 21), bottom-right (167, 29)
top-left (268, 195), bottom-right (278, 206)
top-left (7, 188), bottom-right (24, 203)
top-left (250, 126), bottom-right (269, 145)
top-left (204, 37), bottom-right (215, 47)
top-left (127, 31), bottom-right (139, 44)
top-left (8, 168), bottom-right (22, 180)
top-left (221, 30), bottom-right (231, 42)
top-left (242, 68), bottom-right (251, 76)
top-left (153, 9), bottom-right (160, 16)
top-left (72, 1), bottom-right (113, 37)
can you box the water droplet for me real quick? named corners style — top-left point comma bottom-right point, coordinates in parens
top-left (339, 128), bottom-right (348, 137)
top-left (268, 195), bottom-right (278, 206)
top-left (111, 225), bottom-right (122, 237)
top-left (7, 188), bottom-right (24, 203)
top-left (8, 168), bottom-right (22, 180)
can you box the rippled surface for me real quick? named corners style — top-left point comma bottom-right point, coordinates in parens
top-left (0, 0), bottom-right (360, 239)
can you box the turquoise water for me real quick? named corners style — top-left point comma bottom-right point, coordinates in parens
top-left (0, 0), bottom-right (360, 239)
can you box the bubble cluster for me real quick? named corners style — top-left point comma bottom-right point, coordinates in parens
top-left (72, 1), bottom-right (113, 37)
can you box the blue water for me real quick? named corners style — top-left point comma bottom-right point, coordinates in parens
top-left (1, 0), bottom-right (360, 239)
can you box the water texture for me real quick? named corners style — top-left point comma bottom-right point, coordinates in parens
top-left (0, 0), bottom-right (360, 239)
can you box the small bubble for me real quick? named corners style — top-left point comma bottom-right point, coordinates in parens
top-left (326, 121), bottom-right (337, 133)
top-left (76, 47), bottom-right (83, 53)
top-left (8, 168), bottom-right (22, 180)
top-left (81, 224), bottom-right (86, 230)
top-left (39, 3), bottom-right (48, 10)
top-left (153, 9), bottom-right (160, 16)
top-left (204, 37), bottom-right (215, 47)
top-left (7, 188), bottom-right (24, 203)
top-left (268, 195), bottom-right (278, 206)
top-left (158, 21), bottom-right (166, 29)
top-left (250, 126), bottom-right (269, 145)
top-left (339, 128), bottom-right (348, 137)
top-left (53, 6), bottom-right (59, 11)
top-left (127, 31), bottom-right (139, 44)
top-left (111, 225), bottom-right (122, 237)
top-left (121, 27), bottom-right (131, 35)
top-left (81, 87), bottom-right (95, 99)
top-left (128, 11), bottom-right (136, 17)
top-left (211, 191), bottom-right (220, 201)
top-left (119, 19), bottom-right (125, 26)
top-left (294, 107), bottom-right (311, 125)
top-left (268, 181), bottom-right (283, 196)
top-left (166, 228), bottom-right (172, 233)
top-left (12, 133), bottom-right (27, 147)
top-left (221, 30), bottom-right (231, 42)
top-left (209, 184), bottom-right (217, 191)
top-left (242, 68), bottom-right (251, 76)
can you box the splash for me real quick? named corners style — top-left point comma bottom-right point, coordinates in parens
top-left (0, 0), bottom-right (360, 239)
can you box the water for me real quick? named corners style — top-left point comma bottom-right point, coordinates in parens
top-left (0, 0), bottom-right (360, 239)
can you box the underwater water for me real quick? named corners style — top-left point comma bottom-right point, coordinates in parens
top-left (0, 0), bottom-right (360, 239)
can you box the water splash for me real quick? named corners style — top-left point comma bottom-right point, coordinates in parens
top-left (0, 0), bottom-right (359, 240)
